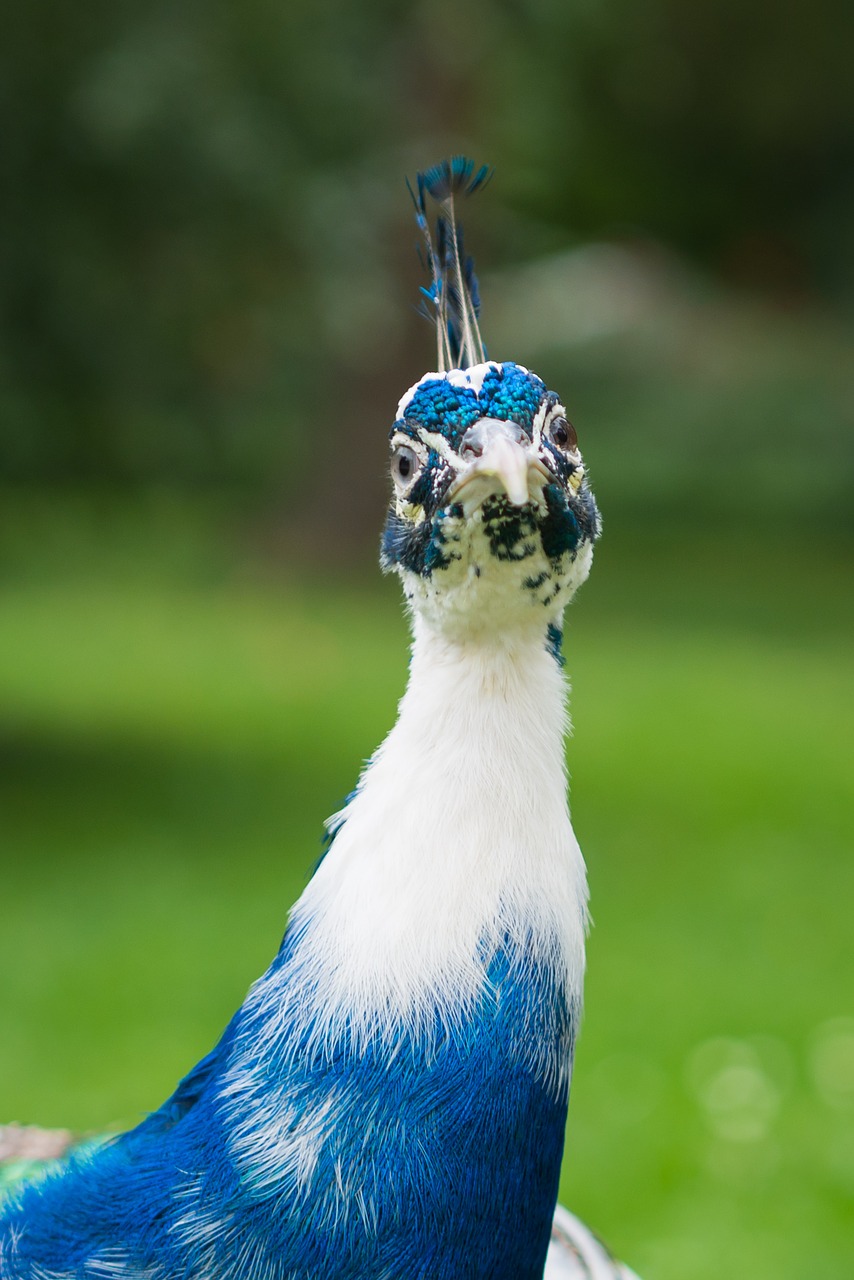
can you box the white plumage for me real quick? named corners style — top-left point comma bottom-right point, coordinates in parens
top-left (546, 1206), bottom-right (641, 1280)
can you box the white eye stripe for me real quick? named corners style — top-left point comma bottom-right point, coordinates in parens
top-left (390, 428), bottom-right (467, 473)
top-left (533, 401), bottom-right (568, 448)
top-left (532, 400), bottom-right (551, 443)
top-left (418, 431), bottom-right (467, 470)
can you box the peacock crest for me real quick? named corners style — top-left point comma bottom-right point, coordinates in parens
top-left (408, 156), bottom-right (492, 372)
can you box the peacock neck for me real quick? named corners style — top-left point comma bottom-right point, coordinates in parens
top-left (217, 618), bottom-right (588, 1279)
top-left (273, 615), bottom-right (588, 1065)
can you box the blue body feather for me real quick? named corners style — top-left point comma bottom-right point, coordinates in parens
top-left (2, 919), bottom-right (575, 1279)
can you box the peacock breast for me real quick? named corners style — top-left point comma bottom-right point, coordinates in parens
top-left (219, 931), bottom-right (578, 1279)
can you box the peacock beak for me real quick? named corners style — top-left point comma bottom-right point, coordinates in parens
top-left (448, 418), bottom-right (549, 509)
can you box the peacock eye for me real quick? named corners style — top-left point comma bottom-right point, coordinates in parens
top-left (392, 444), bottom-right (421, 491)
top-left (549, 417), bottom-right (577, 452)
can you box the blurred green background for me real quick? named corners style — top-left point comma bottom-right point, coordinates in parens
top-left (1, 1), bottom-right (853, 1278)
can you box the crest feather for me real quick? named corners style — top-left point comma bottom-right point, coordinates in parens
top-left (408, 156), bottom-right (493, 372)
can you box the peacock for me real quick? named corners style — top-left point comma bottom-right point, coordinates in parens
top-left (0, 158), bottom-right (640, 1280)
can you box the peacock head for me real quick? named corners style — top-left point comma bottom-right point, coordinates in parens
top-left (380, 160), bottom-right (600, 649)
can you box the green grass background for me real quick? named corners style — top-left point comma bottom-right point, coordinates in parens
top-left (1, 503), bottom-right (852, 1280)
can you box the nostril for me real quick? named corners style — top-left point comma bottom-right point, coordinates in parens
top-left (460, 419), bottom-right (526, 460)
top-left (460, 424), bottom-right (488, 460)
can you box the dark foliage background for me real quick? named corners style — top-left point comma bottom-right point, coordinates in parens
top-left (3, 0), bottom-right (853, 524)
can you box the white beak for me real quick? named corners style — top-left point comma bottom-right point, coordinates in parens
top-left (448, 419), bottom-right (549, 509)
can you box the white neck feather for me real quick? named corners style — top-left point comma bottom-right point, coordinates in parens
top-left (270, 621), bottom-right (588, 1056)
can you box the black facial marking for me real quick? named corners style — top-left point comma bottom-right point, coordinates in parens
top-left (381, 505), bottom-right (462, 577)
top-left (380, 512), bottom-right (430, 575)
top-left (481, 496), bottom-right (539, 563)
top-left (540, 439), bottom-right (576, 486)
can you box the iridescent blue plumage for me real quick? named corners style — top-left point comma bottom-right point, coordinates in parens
top-left (398, 362), bottom-right (544, 443)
